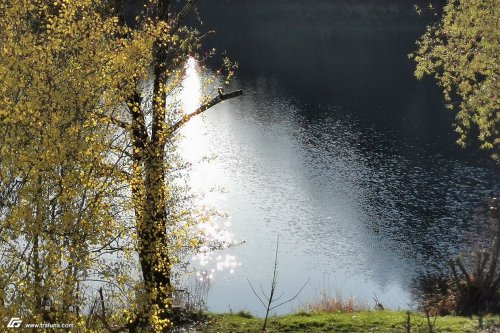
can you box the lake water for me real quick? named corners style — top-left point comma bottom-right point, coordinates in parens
top-left (178, 0), bottom-right (500, 316)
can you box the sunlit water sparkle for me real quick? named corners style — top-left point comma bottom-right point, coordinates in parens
top-left (178, 58), bottom-right (500, 317)
top-left (179, 57), bottom-right (240, 282)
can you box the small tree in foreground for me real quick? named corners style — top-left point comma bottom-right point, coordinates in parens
top-left (247, 235), bottom-right (309, 332)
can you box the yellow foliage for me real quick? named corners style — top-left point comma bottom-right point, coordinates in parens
top-left (0, 0), bottom-right (237, 331)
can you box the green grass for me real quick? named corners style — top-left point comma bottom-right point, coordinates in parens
top-left (200, 311), bottom-right (500, 333)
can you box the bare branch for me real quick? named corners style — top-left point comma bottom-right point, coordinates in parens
top-left (270, 278), bottom-right (310, 311)
top-left (273, 291), bottom-right (285, 302)
top-left (260, 283), bottom-right (270, 302)
top-left (171, 89), bottom-right (243, 133)
top-left (247, 278), bottom-right (267, 309)
top-left (455, 257), bottom-right (472, 285)
top-left (172, 0), bottom-right (197, 33)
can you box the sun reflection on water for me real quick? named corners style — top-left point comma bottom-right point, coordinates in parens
top-left (179, 57), bottom-right (241, 279)
top-left (181, 56), bottom-right (202, 114)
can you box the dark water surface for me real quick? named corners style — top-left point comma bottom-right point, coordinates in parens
top-left (179, 0), bottom-right (499, 315)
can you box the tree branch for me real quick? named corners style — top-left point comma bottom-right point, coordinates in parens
top-left (172, 0), bottom-right (197, 33)
top-left (98, 288), bottom-right (128, 333)
top-left (270, 278), bottom-right (310, 311)
top-left (171, 89), bottom-right (243, 133)
top-left (455, 257), bottom-right (472, 285)
top-left (101, 115), bottom-right (130, 130)
top-left (247, 278), bottom-right (267, 309)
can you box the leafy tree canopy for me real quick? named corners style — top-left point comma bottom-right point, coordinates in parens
top-left (0, 0), bottom-right (241, 331)
top-left (412, 0), bottom-right (499, 159)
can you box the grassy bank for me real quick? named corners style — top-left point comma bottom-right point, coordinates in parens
top-left (199, 311), bottom-right (500, 333)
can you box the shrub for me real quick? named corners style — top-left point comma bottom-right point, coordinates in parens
top-left (236, 310), bottom-right (254, 318)
top-left (414, 198), bottom-right (500, 316)
top-left (297, 291), bottom-right (369, 313)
